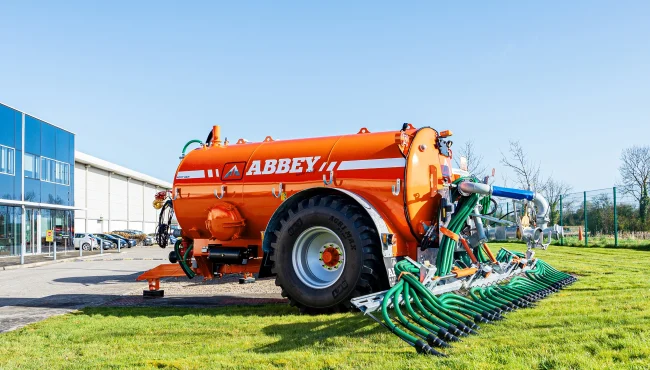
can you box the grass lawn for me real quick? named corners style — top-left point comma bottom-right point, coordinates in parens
top-left (559, 235), bottom-right (650, 248)
top-left (1, 242), bottom-right (649, 369)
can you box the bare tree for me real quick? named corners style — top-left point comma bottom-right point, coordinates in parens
top-left (454, 140), bottom-right (487, 177)
top-left (500, 140), bottom-right (543, 191)
top-left (619, 145), bottom-right (650, 222)
top-left (541, 178), bottom-right (572, 225)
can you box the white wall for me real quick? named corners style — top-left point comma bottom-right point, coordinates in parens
top-left (74, 163), bottom-right (168, 235)
top-left (74, 163), bottom-right (87, 232)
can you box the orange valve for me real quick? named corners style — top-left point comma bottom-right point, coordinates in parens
top-left (482, 243), bottom-right (497, 263)
top-left (459, 238), bottom-right (478, 264)
top-left (453, 267), bottom-right (478, 278)
top-left (439, 130), bottom-right (453, 138)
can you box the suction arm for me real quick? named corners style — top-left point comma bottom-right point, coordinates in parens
top-left (458, 182), bottom-right (549, 228)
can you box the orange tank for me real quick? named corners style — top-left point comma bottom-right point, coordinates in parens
top-left (172, 124), bottom-right (453, 258)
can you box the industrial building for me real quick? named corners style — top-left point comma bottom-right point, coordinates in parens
top-left (0, 102), bottom-right (171, 258)
top-left (74, 152), bottom-right (171, 235)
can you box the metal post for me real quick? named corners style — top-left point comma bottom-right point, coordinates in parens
top-left (560, 194), bottom-right (564, 245)
top-left (584, 191), bottom-right (588, 247)
top-left (506, 203), bottom-right (509, 223)
top-left (20, 114), bottom-right (25, 264)
top-left (100, 237), bottom-right (103, 255)
top-left (613, 187), bottom-right (618, 247)
top-left (79, 235), bottom-right (83, 257)
top-left (53, 239), bottom-right (57, 261)
top-left (20, 206), bottom-right (26, 265)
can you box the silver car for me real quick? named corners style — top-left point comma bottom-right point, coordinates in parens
top-left (73, 233), bottom-right (99, 251)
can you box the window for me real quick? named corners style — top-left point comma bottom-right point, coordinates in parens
top-left (40, 157), bottom-right (70, 185)
top-left (0, 145), bottom-right (15, 176)
top-left (24, 153), bottom-right (40, 179)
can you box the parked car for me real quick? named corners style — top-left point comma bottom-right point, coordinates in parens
top-left (110, 234), bottom-right (136, 248)
top-left (142, 235), bottom-right (154, 246)
top-left (95, 233), bottom-right (128, 249)
top-left (90, 234), bottom-right (117, 249)
top-left (73, 233), bottom-right (99, 251)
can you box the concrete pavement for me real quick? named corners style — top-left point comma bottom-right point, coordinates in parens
top-left (0, 247), bottom-right (168, 332)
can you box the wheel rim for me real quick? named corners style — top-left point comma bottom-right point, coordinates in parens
top-left (82, 244), bottom-right (89, 251)
top-left (292, 226), bottom-right (346, 289)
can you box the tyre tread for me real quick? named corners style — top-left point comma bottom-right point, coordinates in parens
top-left (268, 195), bottom-right (386, 314)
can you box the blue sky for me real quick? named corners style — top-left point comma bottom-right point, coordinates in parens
top-left (1, 1), bottom-right (649, 191)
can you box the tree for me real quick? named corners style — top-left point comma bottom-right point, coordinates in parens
top-left (454, 140), bottom-right (487, 177)
top-left (619, 145), bottom-right (650, 222)
top-left (541, 178), bottom-right (572, 225)
top-left (500, 140), bottom-right (543, 191)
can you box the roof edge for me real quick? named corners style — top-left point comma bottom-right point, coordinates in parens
top-left (0, 101), bottom-right (75, 135)
top-left (75, 151), bottom-right (172, 189)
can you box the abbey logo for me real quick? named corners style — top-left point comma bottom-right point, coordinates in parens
top-left (246, 156), bottom-right (321, 176)
top-left (222, 162), bottom-right (245, 180)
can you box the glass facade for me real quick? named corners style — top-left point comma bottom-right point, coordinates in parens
top-left (0, 102), bottom-right (75, 257)
top-left (0, 206), bottom-right (21, 257)
top-left (23, 115), bottom-right (75, 205)
top-left (0, 104), bottom-right (22, 201)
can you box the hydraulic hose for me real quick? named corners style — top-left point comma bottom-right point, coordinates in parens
top-left (181, 139), bottom-right (203, 157)
top-left (377, 249), bottom-right (576, 355)
top-left (174, 240), bottom-right (196, 279)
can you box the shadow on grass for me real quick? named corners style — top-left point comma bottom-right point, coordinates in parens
top-left (255, 314), bottom-right (384, 353)
top-left (77, 303), bottom-right (384, 354)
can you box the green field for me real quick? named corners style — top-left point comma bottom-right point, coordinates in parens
top-left (1, 242), bottom-right (649, 369)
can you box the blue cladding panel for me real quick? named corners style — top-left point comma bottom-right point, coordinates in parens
top-left (56, 184), bottom-right (71, 206)
top-left (491, 186), bottom-right (535, 201)
top-left (40, 122), bottom-right (57, 159)
top-left (0, 104), bottom-right (15, 147)
top-left (55, 129), bottom-right (68, 162)
top-left (25, 177), bottom-right (40, 202)
top-left (0, 175), bottom-right (13, 200)
top-left (2, 105), bottom-right (75, 205)
top-left (0, 104), bottom-right (20, 200)
top-left (25, 116), bottom-right (41, 156)
top-left (41, 181), bottom-right (56, 204)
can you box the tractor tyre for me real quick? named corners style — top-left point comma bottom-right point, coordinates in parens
top-left (270, 194), bottom-right (386, 314)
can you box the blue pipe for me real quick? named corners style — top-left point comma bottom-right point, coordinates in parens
top-left (491, 186), bottom-right (535, 201)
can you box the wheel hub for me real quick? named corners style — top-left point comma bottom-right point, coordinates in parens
top-left (320, 244), bottom-right (343, 269)
top-left (292, 226), bottom-right (347, 289)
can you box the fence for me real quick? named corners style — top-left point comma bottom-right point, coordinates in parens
top-left (558, 186), bottom-right (650, 247)
top-left (492, 184), bottom-right (650, 247)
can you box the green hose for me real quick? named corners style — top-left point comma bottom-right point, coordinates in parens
top-left (375, 192), bottom-right (577, 355)
top-left (181, 139), bottom-right (203, 157)
top-left (174, 239), bottom-right (196, 278)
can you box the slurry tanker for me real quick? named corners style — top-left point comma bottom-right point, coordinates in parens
top-left (140, 124), bottom-right (574, 355)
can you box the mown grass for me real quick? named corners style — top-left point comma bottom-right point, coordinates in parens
top-left (1, 242), bottom-right (649, 369)
top-left (559, 235), bottom-right (650, 248)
